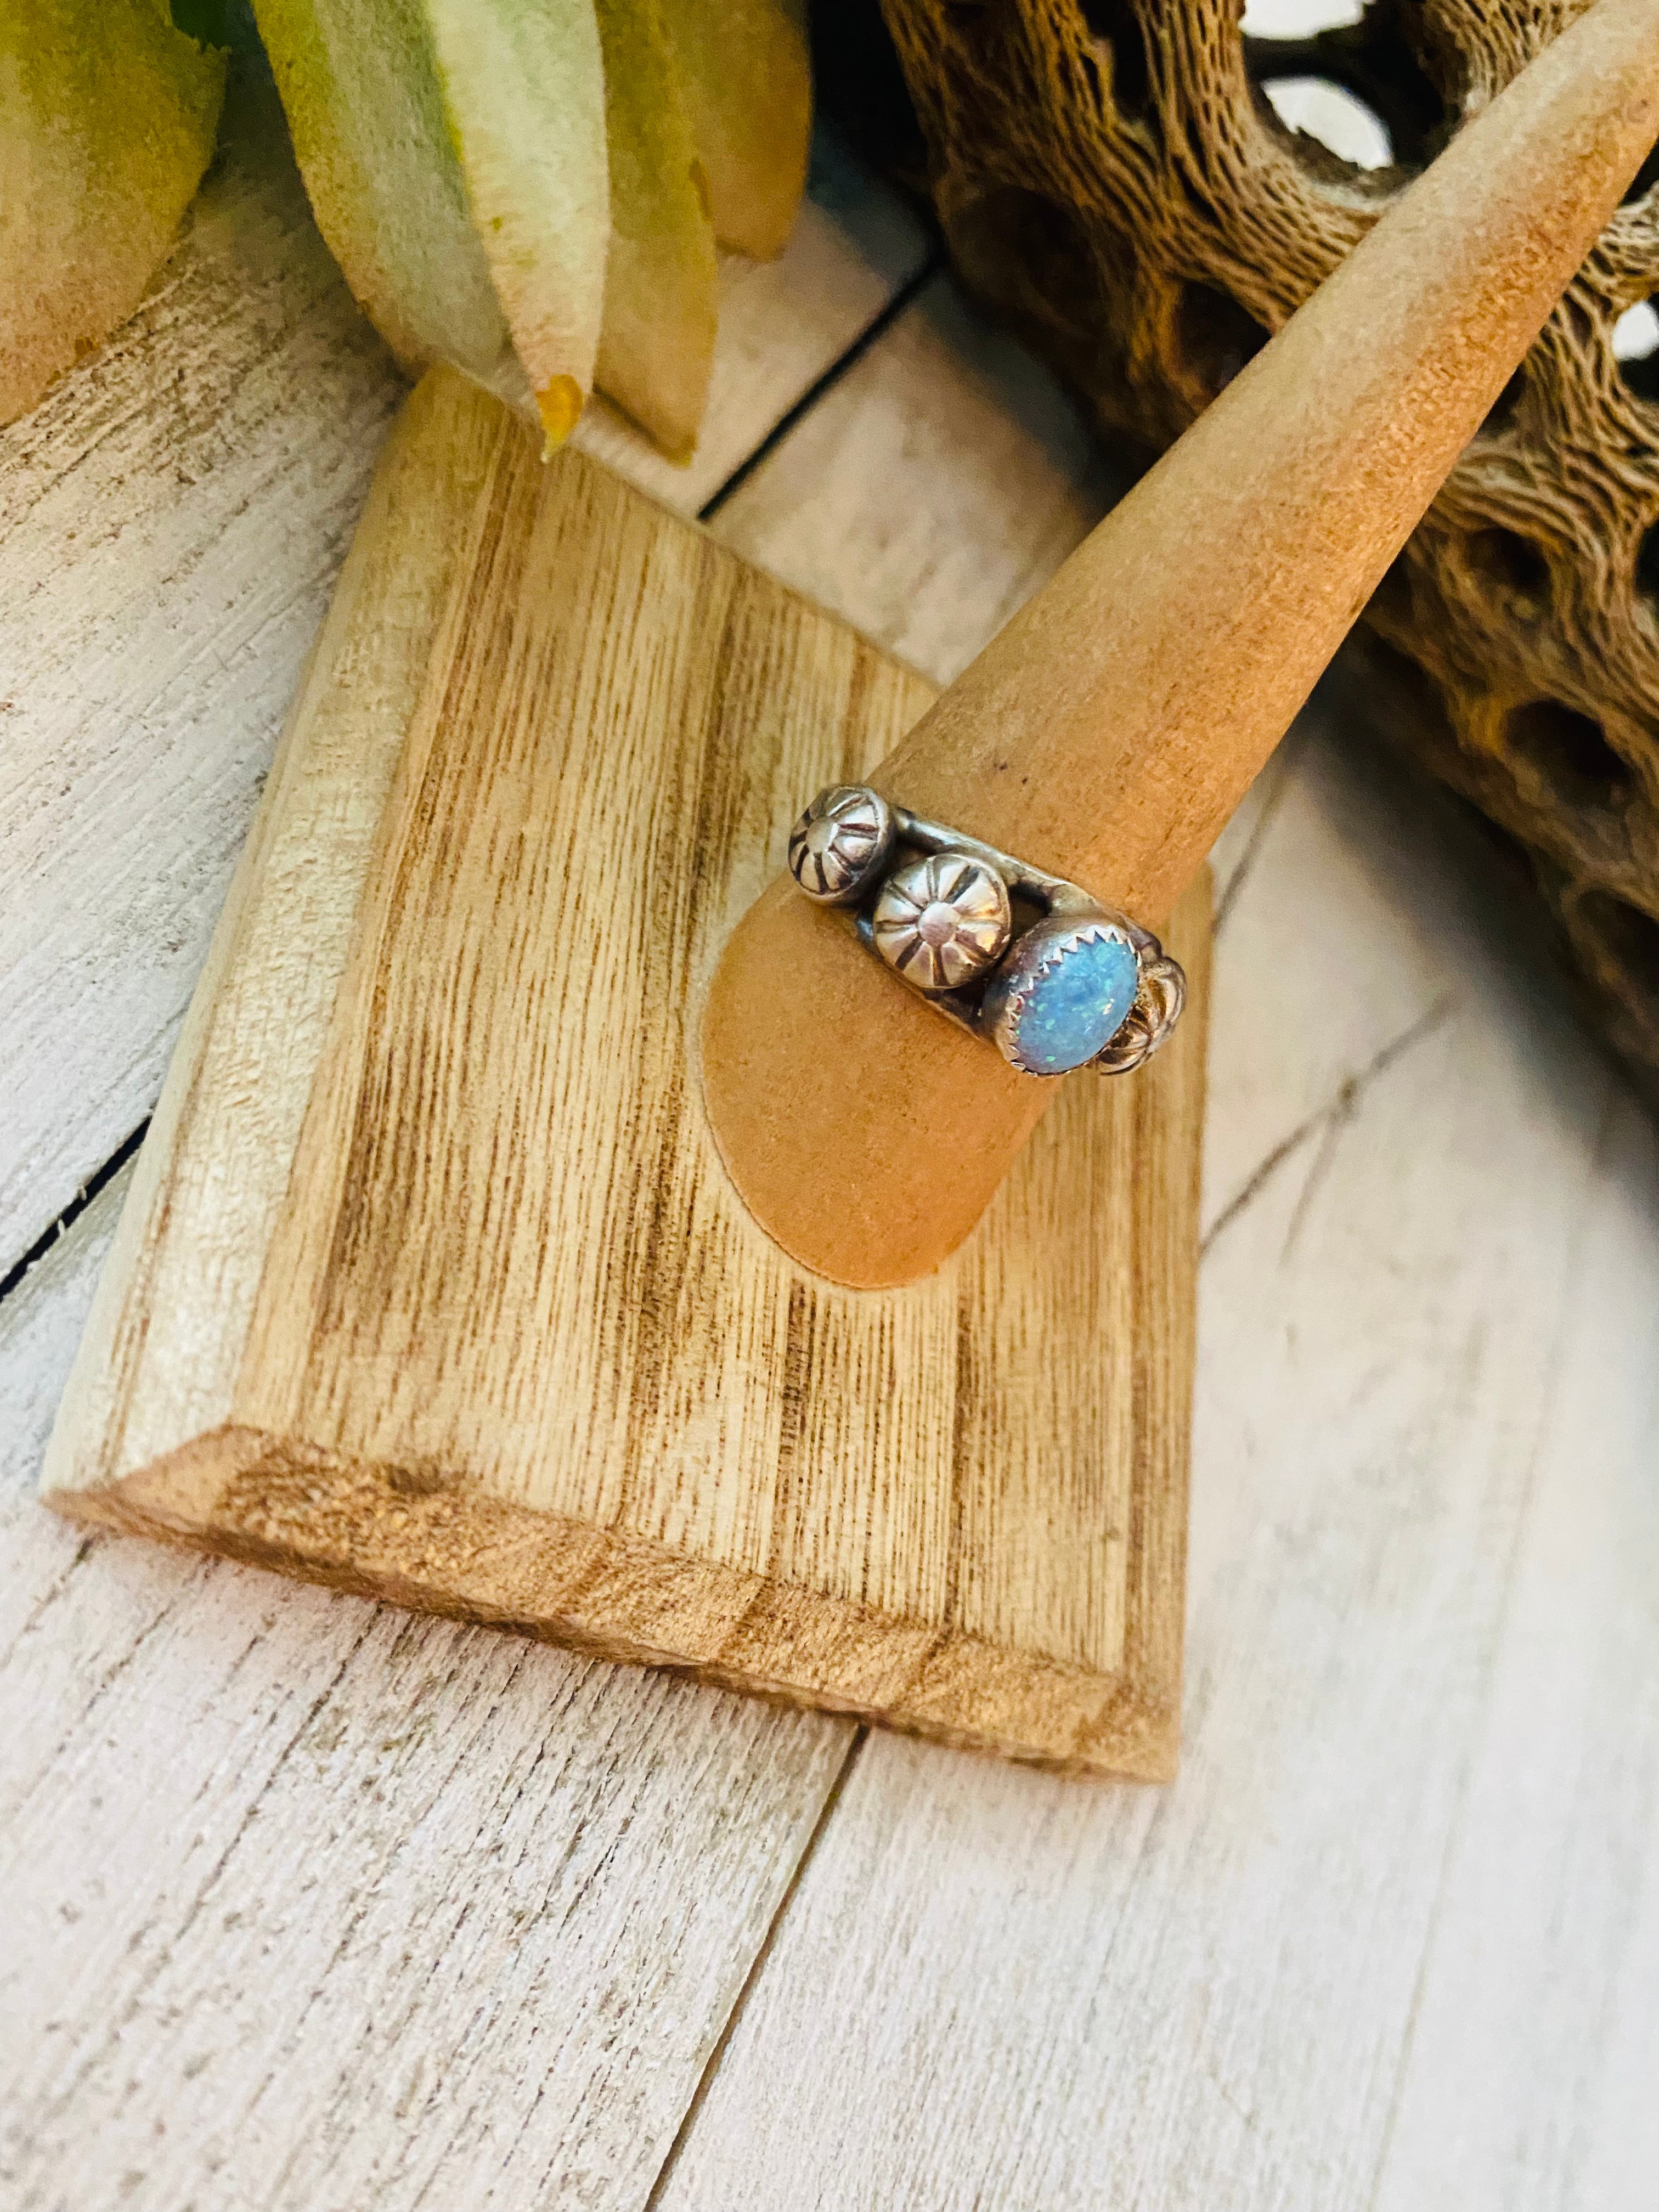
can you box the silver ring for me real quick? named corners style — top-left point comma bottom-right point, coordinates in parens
top-left (786, 784), bottom-right (1186, 1077)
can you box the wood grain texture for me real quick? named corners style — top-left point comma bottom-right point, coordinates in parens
top-left (0, 1167), bottom-right (853, 2212)
top-left (702, 0), bottom-right (1659, 1285)
top-left (0, 53), bottom-right (925, 1285)
top-left (43, 367), bottom-right (1210, 1780)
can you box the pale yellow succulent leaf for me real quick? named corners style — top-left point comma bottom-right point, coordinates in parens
top-left (255, 0), bottom-right (608, 444)
top-left (251, 0), bottom-right (526, 413)
top-left (425, 0), bottom-right (608, 448)
top-left (594, 0), bottom-right (719, 462)
top-left (0, 0), bottom-right (227, 425)
top-left (657, 0), bottom-right (811, 261)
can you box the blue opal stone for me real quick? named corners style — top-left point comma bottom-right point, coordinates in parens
top-left (1011, 929), bottom-right (1139, 1074)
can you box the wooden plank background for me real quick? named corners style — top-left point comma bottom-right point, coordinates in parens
top-left (2, 55), bottom-right (1655, 2212)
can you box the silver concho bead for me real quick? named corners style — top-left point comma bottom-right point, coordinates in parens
top-left (787, 784), bottom-right (895, 906)
top-left (871, 850), bottom-right (1013, 994)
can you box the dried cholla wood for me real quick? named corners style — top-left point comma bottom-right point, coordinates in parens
top-left (847, 0), bottom-right (1659, 1096)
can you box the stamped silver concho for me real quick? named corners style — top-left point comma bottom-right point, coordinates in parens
top-left (786, 783), bottom-right (1185, 1077)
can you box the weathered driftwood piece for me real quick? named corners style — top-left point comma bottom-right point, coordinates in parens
top-left (43, 368), bottom-right (1211, 1782)
top-left (706, 0), bottom-right (1659, 1288)
top-left (830, 0), bottom-right (1659, 1101)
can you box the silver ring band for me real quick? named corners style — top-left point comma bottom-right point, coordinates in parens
top-left (787, 784), bottom-right (1185, 1078)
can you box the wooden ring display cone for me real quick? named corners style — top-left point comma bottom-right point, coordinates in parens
top-left (703, 0), bottom-right (1659, 1289)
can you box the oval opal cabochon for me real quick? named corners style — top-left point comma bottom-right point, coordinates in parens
top-left (1007, 928), bottom-right (1139, 1074)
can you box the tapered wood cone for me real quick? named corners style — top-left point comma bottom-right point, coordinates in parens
top-left (703, 0), bottom-right (1659, 1289)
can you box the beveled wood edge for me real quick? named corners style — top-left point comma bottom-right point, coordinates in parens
top-left (44, 1430), bottom-right (1180, 1783)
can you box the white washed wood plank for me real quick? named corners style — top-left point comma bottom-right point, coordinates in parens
top-left (1371, 1085), bottom-right (1659, 2212)
top-left (0, 65), bottom-right (403, 1277)
top-left (654, 719), bottom-right (1638, 2212)
top-left (0, 71), bottom-right (924, 1282)
top-left (1198, 729), bottom-right (1463, 1237)
top-left (0, 1169), bottom-right (852, 2212)
top-left (711, 273), bottom-right (1124, 686)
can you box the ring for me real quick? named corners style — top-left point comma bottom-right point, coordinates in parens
top-left (786, 784), bottom-right (1186, 1077)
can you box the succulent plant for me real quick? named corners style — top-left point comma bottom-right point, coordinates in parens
top-left (0, 0), bottom-right (811, 458)
top-left (1, 2), bottom-right (228, 423)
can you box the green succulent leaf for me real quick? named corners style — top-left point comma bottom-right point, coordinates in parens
top-left (253, 0), bottom-right (608, 447)
top-left (0, 0), bottom-right (227, 425)
top-left (658, 0), bottom-right (810, 262)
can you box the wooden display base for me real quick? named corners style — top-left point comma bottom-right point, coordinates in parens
top-left (43, 370), bottom-right (1209, 1780)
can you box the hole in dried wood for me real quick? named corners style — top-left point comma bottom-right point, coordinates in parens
top-left (1080, 1), bottom-right (1153, 122)
top-left (952, 185), bottom-right (1107, 335)
top-left (1259, 76), bottom-right (1392, 168)
top-left (1614, 301), bottom-right (1659, 403)
top-left (1350, 630), bottom-right (1460, 758)
top-left (1466, 527), bottom-right (1549, 607)
top-left (1243, 2), bottom-right (1446, 168)
top-left (1575, 890), bottom-right (1659, 1003)
top-left (1242, 1), bottom-right (1363, 29)
top-left (1506, 701), bottom-right (1632, 812)
top-left (1176, 282), bottom-right (1270, 397)
top-left (1615, 302), bottom-right (1659, 359)
top-left (1369, 550), bottom-right (1414, 628)
top-left (1635, 518), bottom-right (1659, 605)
